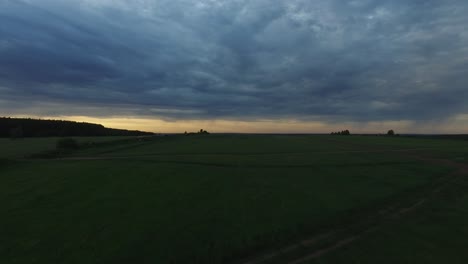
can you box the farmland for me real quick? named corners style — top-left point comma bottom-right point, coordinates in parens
top-left (1, 135), bottom-right (468, 263)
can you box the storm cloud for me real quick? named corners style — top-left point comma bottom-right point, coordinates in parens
top-left (1, 0), bottom-right (468, 128)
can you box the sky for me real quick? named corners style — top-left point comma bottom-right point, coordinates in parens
top-left (1, 0), bottom-right (468, 133)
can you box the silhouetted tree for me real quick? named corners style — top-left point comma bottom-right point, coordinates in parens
top-left (331, 130), bottom-right (350, 135)
top-left (200, 129), bottom-right (210, 135)
top-left (387, 129), bottom-right (395, 136)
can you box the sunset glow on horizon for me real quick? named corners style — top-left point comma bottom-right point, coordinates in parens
top-left (5, 114), bottom-right (468, 135)
top-left (1, 0), bottom-right (467, 133)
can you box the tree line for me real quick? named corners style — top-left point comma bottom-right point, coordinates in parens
top-left (331, 130), bottom-right (351, 135)
top-left (330, 130), bottom-right (397, 136)
top-left (0, 117), bottom-right (154, 138)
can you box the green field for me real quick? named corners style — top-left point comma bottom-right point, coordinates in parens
top-left (0, 137), bottom-right (129, 159)
top-left (1, 135), bottom-right (467, 263)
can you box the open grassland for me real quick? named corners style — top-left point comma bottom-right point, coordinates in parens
top-left (0, 137), bottom-right (130, 159)
top-left (1, 135), bottom-right (467, 263)
top-left (312, 175), bottom-right (468, 264)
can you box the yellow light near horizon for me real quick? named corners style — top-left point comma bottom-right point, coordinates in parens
top-left (8, 115), bottom-right (331, 133)
top-left (54, 116), bottom-right (332, 134)
top-left (7, 114), bottom-right (468, 134)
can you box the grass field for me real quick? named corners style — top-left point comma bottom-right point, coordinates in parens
top-left (1, 135), bottom-right (467, 263)
top-left (0, 137), bottom-right (129, 159)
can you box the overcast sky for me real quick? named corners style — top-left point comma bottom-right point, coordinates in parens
top-left (1, 0), bottom-right (467, 133)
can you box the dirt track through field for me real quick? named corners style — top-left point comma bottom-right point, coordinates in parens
top-left (20, 148), bottom-right (440, 170)
top-left (19, 147), bottom-right (441, 171)
top-left (58, 147), bottom-right (437, 159)
top-left (234, 155), bottom-right (468, 264)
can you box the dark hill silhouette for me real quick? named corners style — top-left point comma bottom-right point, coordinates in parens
top-left (0, 117), bottom-right (154, 137)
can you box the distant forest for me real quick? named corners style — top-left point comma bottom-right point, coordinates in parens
top-left (0, 117), bottom-right (154, 138)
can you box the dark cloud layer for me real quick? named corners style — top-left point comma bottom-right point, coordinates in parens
top-left (1, 0), bottom-right (468, 123)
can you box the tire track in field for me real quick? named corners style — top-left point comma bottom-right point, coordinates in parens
top-left (27, 147), bottom-right (436, 164)
top-left (63, 147), bottom-right (436, 158)
top-left (19, 147), bottom-right (438, 173)
top-left (232, 156), bottom-right (468, 264)
top-left (47, 157), bottom-right (417, 169)
top-left (26, 148), bottom-right (437, 170)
